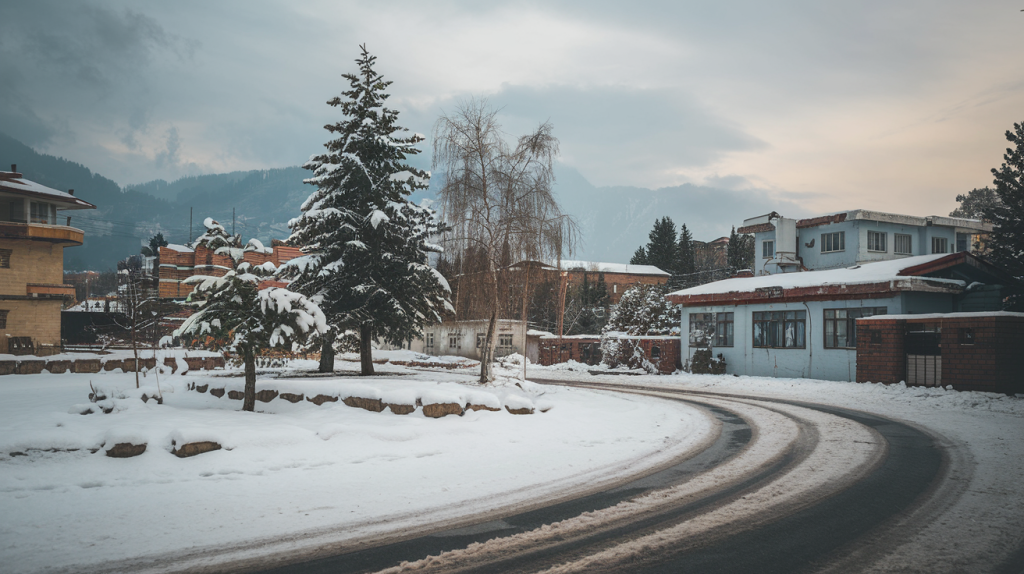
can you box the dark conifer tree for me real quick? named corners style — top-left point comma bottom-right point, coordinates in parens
top-left (282, 45), bottom-right (453, 374)
top-left (630, 246), bottom-right (648, 265)
top-left (728, 226), bottom-right (755, 273)
top-left (674, 223), bottom-right (695, 288)
top-left (643, 217), bottom-right (678, 273)
top-left (983, 121), bottom-right (1024, 310)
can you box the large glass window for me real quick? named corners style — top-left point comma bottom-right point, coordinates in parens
top-left (752, 310), bottom-right (806, 349)
top-left (715, 312), bottom-right (734, 347)
top-left (821, 231), bottom-right (845, 253)
top-left (824, 307), bottom-right (887, 349)
top-left (895, 233), bottom-right (912, 255)
top-left (762, 240), bottom-right (774, 259)
top-left (689, 313), bottom-right (714, 346)
top-left (931, 237), bottom-right (948, 254)
top-left (867, 231), bottom-right (886, 252)
top-left (29, 201), bottom-right (55, 224)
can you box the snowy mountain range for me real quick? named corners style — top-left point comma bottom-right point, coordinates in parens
top-left (0, 131), bottom-right (808, 271)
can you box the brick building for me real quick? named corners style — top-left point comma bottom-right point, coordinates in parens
top-left (158, 240), bottom-right (301, 299)
top-left (0, 165), bottom-right (95, 355)
top-left (553, 260), bottom-right (670, 305)
top-left (856, 312), bottom-right (1024, 394)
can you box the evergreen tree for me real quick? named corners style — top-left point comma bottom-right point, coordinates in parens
top-left (630, 246), bottom-right (648, 265)
top-left (644, 217), bottom-right (678, 273)
top-left (728, 227), bottom-right (755, 272)
top-left (176, 247), bottom-right (326, 412)
top-left (674, 223), bottom-right (695, 288)
top-left (950, 187), bottom-right (1001, 220)
top-left (983, 121), bottom-right (1024, 310)
top-left (282, 46), bottom-right (453, 375)
top-left (602, 283), bottom-right (679, 336)
top-left (141, 233), bottom-right (168, 257)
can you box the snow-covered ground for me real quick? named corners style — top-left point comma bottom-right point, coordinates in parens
top-left (0, 354), bottom-right (710, 574)
top-left (528, 366), bottom-right (1024, 572)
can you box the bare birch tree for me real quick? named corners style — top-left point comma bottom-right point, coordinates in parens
top-left (433, 99), bottom-right (577, 382)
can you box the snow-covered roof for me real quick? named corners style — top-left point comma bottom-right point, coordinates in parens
top-left (667, 254), bottom-right (964, 301)
top-left (0, 171), bottom-right (96, 211)
top-left (554, 260), bottom-right (671, 277)
top-left (164, 243), bottom-right (194, 253)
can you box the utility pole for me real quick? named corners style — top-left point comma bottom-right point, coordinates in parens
top-left (188, 207), bottom-right (193, 244)
top-left (232, 207), bottom-right (235, 236)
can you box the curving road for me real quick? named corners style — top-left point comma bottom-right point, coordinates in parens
top-left (253, 379), bottom-right (1021, 574)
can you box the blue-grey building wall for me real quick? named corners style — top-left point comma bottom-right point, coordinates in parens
top-left (683, 294), bottom-right (905, 381)
top-left (753, 220), bottom-right (960, 275)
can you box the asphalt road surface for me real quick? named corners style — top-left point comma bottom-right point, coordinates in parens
top-left (252, 379), bottom-right (1023, 574)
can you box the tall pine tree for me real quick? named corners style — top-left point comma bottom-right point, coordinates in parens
top-left (643, 217), bottom-right (678, 273)
top-left (983, 120), bottom-right (1024, 310)
top-left (282, 45), bottom-right (453, 375)
top-left (728, 226), bottom-right (755, 273)
top-left (674, 223), bottom-right (695, 288)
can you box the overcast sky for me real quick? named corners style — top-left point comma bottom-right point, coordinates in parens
top-left (1, 0), bottom-right (1021, 218)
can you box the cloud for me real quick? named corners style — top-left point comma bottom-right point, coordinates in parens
top-left (154, 127), bottom-right (182, 169)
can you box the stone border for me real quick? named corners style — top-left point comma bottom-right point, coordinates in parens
top-left (186, 382), bottom-right (536, 417)
top-left (0, 355), bottom-right (226, 376)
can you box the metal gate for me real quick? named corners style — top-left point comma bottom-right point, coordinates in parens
top-left (906, 327), bottom-right (941, 387)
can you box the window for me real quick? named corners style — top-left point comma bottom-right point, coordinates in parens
top-left (476, 333), bottom-right (485, 348)
top-left (762, 240), bottom-right (775, 259)
top-left (29, 202), bottom-right (55, 224)
top-left (824, 307), bottom-right (887, 349)
top-left (867, 231), bottom-right (886, 252)
top-left (448, 334), bottom-right (461, 349)
top-left (0, 310), bottom-right (7, 329)
top-left (958, 328), bottom-right (975, 345)
top-left (425, 333), bottom-right (434, 349)
top-left (752, 311), bottom-right (806, 348)
top-left (715, 312), bottom-right (734, 347)
top-left (689, 313), bottom-right (714, 346)
top-left (498, 334), bottom-right (513, 348)
top-left (650, 345), bottom-right (661, 359)
top-left (956, 233), bottom-right (970, 253)
top-left (821, 232), bottom-right (845, 253)
top-left (931, 237), bottom-right (948, 254)
top-left (8, 200), bottom-right (24, 223)
top-left (0, 248), bottom-right (11, 269)
top-left (895, 233), bottom-right (912, 255)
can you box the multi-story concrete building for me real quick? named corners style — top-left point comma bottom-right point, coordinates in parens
top-left (0, 165), bottom-right (95, 355)
top-left (737, 210), bottom-right (992, 276)
top-left (670, 209), bottom-right (1016, 386)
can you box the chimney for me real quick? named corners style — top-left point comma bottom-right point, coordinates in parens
top-left (68, 189), bottom-right (75, 196)
top-left (10, 164), bottom-right (15, 172)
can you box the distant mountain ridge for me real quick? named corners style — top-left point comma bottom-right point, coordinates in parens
top-left (1, 131), bottom-right (805, 272)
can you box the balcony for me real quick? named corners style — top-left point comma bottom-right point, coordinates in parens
top-left (0, 221), bottom-right (85, 245)
top-left (27, 283), bottom-right (76, 298)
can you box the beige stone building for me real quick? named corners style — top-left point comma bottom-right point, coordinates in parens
top-left (0, 165), bottom-right (95, 355)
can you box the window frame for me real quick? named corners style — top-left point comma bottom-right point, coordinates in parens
top-left (0, 248), bottom-right (11, 269)
top-left (823, 307), bottom-right (887, 349)
top-left (497, 334), bottom-right (513, 348)
top-left (866, 231), bottom-right (887, 253)
top-left (689, 313), bottom-right (714, 346)
top-left (448, 334), bottom-right (461, 349)
top-left (715, 312), bottom-right (734, 347)
top-left (931, 237), bottom-right (948, 254)
top-left (762, 240), bottom-right (775, 259)
top-left (424, 332), bottom-right (434, 349)
top-left (752, 310), bottom-right (806, 349)
top-left (894, 233), bottom-right (913, 255)
top-left (821, 231), bottom-right (845, 253)
top-left (0, 309), bottom-right (7, 329)
top-left (476, 333), bottom-right (485, 348)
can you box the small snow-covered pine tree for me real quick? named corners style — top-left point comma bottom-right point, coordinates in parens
top-left (175, 241), bottom-right (326, 412)
top-left (282, 45), bottom-right (452, 375)
top-left (602, 283), bottom-right (680, 337)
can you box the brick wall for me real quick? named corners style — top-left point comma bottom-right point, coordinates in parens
top-left (538, 337), bottom-right (602, 366)
top-left (856, 315), bottom-right (1024, 394)
top-left (601, 335), bottom-right (681, 374)
top-left (0, 239), bottom-right (64, 296)
top-left (158, 244), bottom-right (300, 299)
